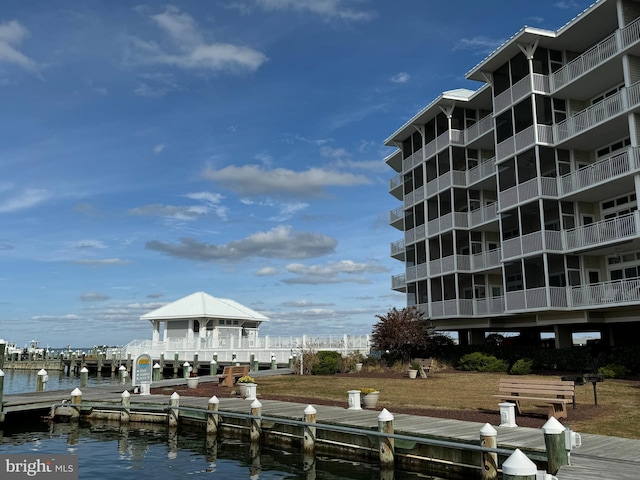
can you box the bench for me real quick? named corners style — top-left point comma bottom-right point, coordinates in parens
top-left (413, 358), bottom-right (434, 378)
top-left (217, 365), bottom-right (250, 387)
top-left (493, 378), bottom-right (575, 419)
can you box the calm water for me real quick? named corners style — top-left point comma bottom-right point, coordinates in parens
top-left (1, 371), bottom-right (446, 480)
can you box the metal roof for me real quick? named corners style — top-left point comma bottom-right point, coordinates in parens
top-left (140, 291), bottom-right (269, 322)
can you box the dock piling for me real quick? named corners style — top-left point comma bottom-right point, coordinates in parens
top-left (542, 417), bottom-right (570, 475)
top-left (249, 399), bottom-right (262, 442)
top-left (480, 423), bottom-right (498, 480)
top-left (207, 396), bottom-right (219, 436)
top-left (121, 390), bottom-right (130, 424)
top-left (168, 392), bottom-right (180, 429)
top-left (378, 409), bottom-right (395, 470)
top-left (80, 366), bottom-right (89, 387)
top-left (70, 388), bottom-right (82, 422)
top-left (153, 363), bottom-right (162, 382)
top-left (303, 405), bottom-right (317, 454)
top-left (36, 368), bottom-right (48, 392)
top-left (209, 359), bottom-right (217, 376)
top-left (502, 449), bottom-right (537, 480)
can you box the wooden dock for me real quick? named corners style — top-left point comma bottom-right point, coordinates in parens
top-left (1, 376), bottom-right (638, 479)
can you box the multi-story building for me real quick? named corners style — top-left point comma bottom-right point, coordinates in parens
top-left (385, 0), bottom-right (640, 348)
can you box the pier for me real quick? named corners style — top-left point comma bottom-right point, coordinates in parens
top-left (1, 375), bottom-right (637, 479)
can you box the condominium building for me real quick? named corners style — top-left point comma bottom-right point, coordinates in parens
top-left (385, 0), bottom-right (640, 348)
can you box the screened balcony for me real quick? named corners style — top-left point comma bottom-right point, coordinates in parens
top-left (493, 73), bottom-right (551, 114)
top-left (391, 274), bottom-right (406, 292)
top-left (499, 177), bottom-right (558, 211)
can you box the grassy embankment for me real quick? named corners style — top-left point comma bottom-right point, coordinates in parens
top-left (254, 370), bottom-right (640, 439)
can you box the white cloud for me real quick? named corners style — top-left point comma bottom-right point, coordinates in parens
top-left (146, 224), bottom-right (337, 261)
top-left (0, 188), bottom-right (49, 213)
top-left (71, 240), bottom-right (107, 249)
top-left (0, 20), bottom-right (39, 73)
top-left (202, 164), bottom-right (370, 198)
top-left (254, 0), bottom-right (375, 21)
top-left (80, 292), bottom-right (111, 302)
top-left (453, 36), bottom-right (505, 55)
top-left (73, 258), bottom-right (130, 265)
top-left (256, 266), bottom-right (278, 276)
top-left (128, 6), bottom-right (268, 73)
top-left (129, 192), bottom-right (227, 221)
top-left (135, 72), bottom-right (180, 97)
top-left (282, 259), bottom-right (388, 284)
top-left (391, 72), bottom-right (409, 83)
top-left (153, 143), bottom-right (166, 154)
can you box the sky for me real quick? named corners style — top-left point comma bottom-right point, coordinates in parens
top-left (0, 0), bottom-right (595, 348)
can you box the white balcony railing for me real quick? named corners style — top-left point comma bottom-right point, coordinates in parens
top-left (467, 157), bottom-right (496, 186)
top-left (499, 176), bottom-right (559, 210)
top-left (565, 211), bottom-right (640, 252)
top-left (465, 114), bottom-right (494, 144)
top-left (494, 73), bottom-right (551, 113)
top-left (391, 274), bottom-right (406, 290)
top-left (390, 239), bottom-right (404, 257)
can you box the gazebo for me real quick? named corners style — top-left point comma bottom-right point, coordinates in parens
top-left (142, 291), bottom-right (269, 351)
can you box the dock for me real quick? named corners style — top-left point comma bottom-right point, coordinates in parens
top-left (1, 374), bottom-right (637, 479)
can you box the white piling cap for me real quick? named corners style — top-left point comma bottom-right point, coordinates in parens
top-left (80, 367), bottom-right (89, 373)
top-left (542, 416), bottom-right (565, 434)
top-left (502, 449), bottom-right (537, 476)
top-left (119, 365), bottom-right (126, 371)
top-left (153, 363), bottom-right (161, 368)
top-left (38, 368), bottom-right (47, 375)
top-left (183, 361), bottom-right (190, 367)
top-left (0, 369), bottom-right (4, 376)
top-left (171, 392), bottom-right (180, 399)
top-left (71, 388), bottom-right (82, 396)
top-left (121, 390), bottom-right (130, 398)
top-left (251, 399), bottom-right (262, 408)
top-left (210, 359), bottom-right (217, 364)
top-left (304, 405), bottom-right (317, 415)
top-left (480, 423), bottom-right (497, 436)
top-left (208, 395), bottom-right (219, 404)
top-left (378, 408), bottom-right (394, 422)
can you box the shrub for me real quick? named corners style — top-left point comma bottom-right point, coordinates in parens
top-left (598, 363), bottom-right (627, 378)
top-left (311, 351), bottom-right (344, 375)
top-left (510, 358), bottom-right (534, 375)
top-left (458, 352), bottom-right (508, 372)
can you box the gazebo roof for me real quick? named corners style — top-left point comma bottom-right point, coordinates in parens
top-left (141, 291), bottom-right (269, 322)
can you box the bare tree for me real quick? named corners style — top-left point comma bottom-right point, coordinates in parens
top-left (371, 307), bottom-right (431, 363)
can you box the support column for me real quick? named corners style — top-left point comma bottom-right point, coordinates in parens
top-left (554, 325), bottom-right (573, 349)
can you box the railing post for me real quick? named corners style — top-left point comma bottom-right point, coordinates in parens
top-left (168, 392), bottom-right (180, 429)
top-left (303, 405), bottom-right (317, 454)
top-left (480, 423), bottom-right (498, 480)
top-left (542, 417), bottom-right (569, 475)
top-left (207, 396), bottom-right (219, 436)
top-left (121, 390), bottom-right (130, 424)
top-left (70, 388), bottom-right (82, 422)
top-left (378, 409), bottom-right (395, 470)
top-left (249, 399), bottom-right (262, 443)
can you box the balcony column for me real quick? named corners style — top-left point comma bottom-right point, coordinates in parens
top-left (152, 320), bottom-right (160, 342)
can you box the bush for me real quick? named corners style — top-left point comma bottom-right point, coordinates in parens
top-left (598, 363), bottom-right (627, 378)
top-left (458, 352), bottom-right (509, 372)
top-left (311, 351), bottom-right (344, 375)
top-left (510, 358), bottom-right (534, 375)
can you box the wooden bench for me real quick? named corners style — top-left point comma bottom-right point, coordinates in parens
top-left (493, 378), bottom-right (575, 419)
top-left (217, 365), bottom-right (250, 387)
top-left (413, 358), bottom-right (434, 378)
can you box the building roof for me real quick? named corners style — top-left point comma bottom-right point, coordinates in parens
top-left (141, 291), bottom-right (269, 322)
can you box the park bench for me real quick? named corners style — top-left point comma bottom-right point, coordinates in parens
top-left (413, 358), bottom-right (434, 378)
top-left (493, 378), bottom-right (575, 419)
top-left (217, 365), bottom-right (251, 387)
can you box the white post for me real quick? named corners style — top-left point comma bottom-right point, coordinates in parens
top-left (499, 402), bottom-right (517, 427)
top-left (36, 368), bottom-right (49, 392)
top-left (347, 390), bottom-right (362, 410)
top-left (480, 423), bottom-right (498, 480)
top-left (245, 383), bottom-right (257, 401)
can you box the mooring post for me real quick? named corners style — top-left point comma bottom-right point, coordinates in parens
top-left (480, 423), bottom-right (498, 480)
top-left (270, 353), bottom-right (277, 370)
top-left (168, 392), bottom-right (180, 429)
top-left (193, 352), bottom-right (199, 374)
top-left (252, 356), bottom-right (259, 372)
top-left (210, 359), bottom-right (217, 376)
top-left (183, 361), bottom-right (191, 379)
top-left (173, 352), bottom-right (179, 377)
top-left (303, 405), bottom-right (317, 454)
top-left (288, 355), bottom-right (295, 369)
top-left (111, 353), bottom-right (117, 375)
top-left (153, 363), bottom-right (162, 382)
top-left (119, 365), bottom-right (128, 385)
top-left (232, 352), bottom-right (237, 364)
top-left (378, 408), bottom-right (395, 470)
top-left (213, 352), bottom-right (218, 363)
top-left (542, 416), bottom-right (569, 475)
top-left (121, 390), bottom-right (130, 424)
top-left (36, 368), bottom-right (48, 392)
top-left (502, 449), bottom-right (538, 480)
top-left (97, 352), bottom-right (103, 373)
top-left (70, 388), bottom-right (82, 422)
top-left (249, 399), bottom-right (262, 443)
top-left (207, 396), bottom-right (220, 436)
top-left (80, 366), bottom-right (89, 387)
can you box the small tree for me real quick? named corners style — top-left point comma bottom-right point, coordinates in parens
top-left (371, 307), bottom-right (431, 363)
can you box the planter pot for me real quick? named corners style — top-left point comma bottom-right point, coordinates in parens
top-left (186, 377), bottom-right (199, 389)
top-left (408, 369), bottom-right (418, 379)
top-left (362, 391), bottom-right (380, 408)
top-left (355, 363), bottom-right (363, 372)
top-left (237, 382), bottom-right (248, 396)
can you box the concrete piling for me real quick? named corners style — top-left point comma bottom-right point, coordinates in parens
top-left (207, 396), bottom-right (219, 436)
top-left (378, 408), bottom-right (395, 470)
top-left (480, 423), bottom-right (498, 480)
top-left (173, 352), bottom-right (179, 377)
top-left (303, 405), bottom-right (317, 454)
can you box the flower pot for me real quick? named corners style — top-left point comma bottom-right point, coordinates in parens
top-left (237, 383), bottom-right (248, 396)
top-left (362, 391), bottom-right (379, 408)
top-left (186, 377), bottom-right (199, 389)
top-left (355, 363), bottom-right (363, 372)
top-left (408, 369), bottom-right (418, 379)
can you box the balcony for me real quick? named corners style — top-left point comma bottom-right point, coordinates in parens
top-left (469, 202), bottom-right (498, 230)
top-left (405, 224), bottom-right (426, 245)
top-left (554, 81), bottom-right (640, 145)
top-left (426, 211), bottom-right (468, 237)
top-left (502, 230), bottom-right (563, 260)
top-left (497, 124), bottom-right (554, 161)
top-left (569, 278), bottom-right (640, 309)
top-left (493, 73), bottom-right (551, 114)
top-left (559, 147), bottom-right (640, 200)
top-left (401, 148), bottom-right (424, 173)
top-left (464, 114), bottom-right (494, 145)
top-left (498, 177), bottom-right (558, 211)
top-left (505, 287), bottom-right (568, 312)
top-left (425, 170), bottom-right (466, 199)
top-left (423, 129), bottom-right (464, 160)
top-left (429, 248), bottom-right (501, 276)
top-left (405, 263), bottom-right (428, 282)
top-left (564, 211), bottom-right (640, 253)
top-left (404, 184), bottom-right (425, 208)
top-left (430, 297), bottom-right (505, 318)
top-left (390, 239), bottom-right (405, 260)
top-left (391, 274), bottom-right (406, 292)
top-left (389, 173), bottom-right (403, 200)
top-left (467, 157), bottom-right (497, 187)
top-left (389, 206), bottom-right (404, 230)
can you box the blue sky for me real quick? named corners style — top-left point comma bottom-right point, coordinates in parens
top-left (0, 0), bottom-right (593, 348)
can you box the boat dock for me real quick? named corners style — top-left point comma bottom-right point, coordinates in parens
top-left (1, 375), bottom-right (637, 479)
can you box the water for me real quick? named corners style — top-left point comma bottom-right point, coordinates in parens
top-left (0, 371), bottom-right (446, 479)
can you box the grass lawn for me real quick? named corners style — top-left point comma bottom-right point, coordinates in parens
top-left (253, 369), bottom-right (640, 439)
